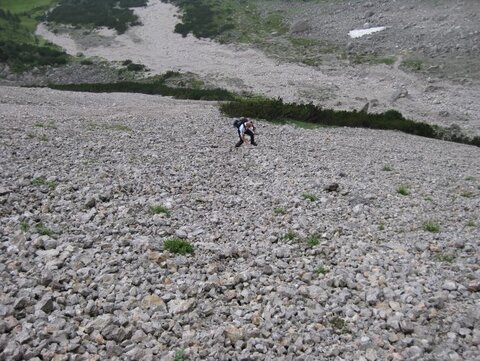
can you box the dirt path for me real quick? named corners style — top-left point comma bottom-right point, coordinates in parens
top-left (36, 0), bottom-right (480, 136)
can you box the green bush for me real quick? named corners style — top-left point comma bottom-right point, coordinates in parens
top-left (164, 239), bottom-right (194, 255)
top-left (49, 78), bottom-right (236, 101)
top-left (0, 41), bottom-right (68, 72)
top-left (219, 97), bottom-right (480, 147)
top-left (47, 0), bottom-right (148, 34)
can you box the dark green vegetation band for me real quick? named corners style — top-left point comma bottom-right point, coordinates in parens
top-left (0, 41), bottom-right (68, 72)
top-left (48, 81), bottom-right (236, 101)
top-left (47, 0), bottom-right (148, 34)
top-left (220, 98), bottom-right (480, 147)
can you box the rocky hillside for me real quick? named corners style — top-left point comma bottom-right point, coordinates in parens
top-left (1, 87), bottom-right (479, 360)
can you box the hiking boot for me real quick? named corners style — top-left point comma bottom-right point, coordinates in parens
top-left (251, 142), bottom-right (258, 146)
top-left (235, 140), bottom-right (243, 147)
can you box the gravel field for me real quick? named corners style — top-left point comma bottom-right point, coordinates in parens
top-left (1, 0), bottom-right (480, 360)
top-left (0, 87), bottom-right (479, 360)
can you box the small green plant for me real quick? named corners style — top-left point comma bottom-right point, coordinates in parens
top-left (164, 239), bottom-right (194, 255)
top-left (20, 221), bottom-right (29, 232)
top-left (27, 133), bottom-right (36, 139)
top-left (434, 252), bottom-right (455, 263)
top-left (329, 316), bottom-right (347, 332)
top-left (38, 134), bottom-right (49, 141)
top-left (274, 207), bottom-right (286, 215)
top-left (465, 176), bottom-right (475, 181)
top-left (31, 177), bottom-right (57, 190)
top-left (35, 121), bottom-right (57, 129)
top-left (302, 192), bottom-right (317, 202)
top-left (378, 223), bottom-right (385, 231)
top-left (36, 223), bottom-right (55, 237)
top-left (423, 221), bottom-right (440, 233)
top-left (174, 349), bottom-right (185, 361)
top-left (382, 165), bottom-right (393, 171)
top-left (306, 235), bottom-right (320, 247)
top-left (316, 266), bottom-right (329, 275)
top-left (149, 205), bottom-right (171, 216)
top-left (283, 229), bottom-right (296, 241)
top-left (466, 220), bottom-right (476, 227)
top-left (397, 184), bottom-right (410, 196)
top-left (460, 191), bottom-right (474, 198)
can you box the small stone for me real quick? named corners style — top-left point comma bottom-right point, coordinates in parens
top-left (224, 325), bottom-right (244, 343)
top-left (324, 183), bottom-right (339, 192)
top-left (37, 298), bottom-right (54, 313)
top-left (402, 346), bottom-right (423, 360)
top-left (442, 281), bottom-right (457, 291)
top-left (467, 280), bottom-right (480, 292)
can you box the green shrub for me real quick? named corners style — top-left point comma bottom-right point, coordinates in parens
top-left (302, 193), bottom-right (317, 202)
top-left (36, 223), bottom-right (55, 237)
top-left (49, 77), bottom-right (236, 101)
top-left (47, 0), bottom-right (148, 34)
top-left (283, 229), bottom-right (296, 241)
top-left (306, 235), bottom-right (320, 247)
top-left (382, 165), bottom-right (393, 171)
top-left (274, 207), bottom-right (286, 215)
top-left (423, 221), bottom-right (440, 233)
top-left (316, 266), bottom-right (329, 275)
top-left (150, 205), bottom-right (170, 216)
top-left (466, 220), bottom-right (476, 227)
top-left (31, 177), bottom-right (57, 190)
top-left (164, 239), bottom-right (194, 255)
top-left (397, 184), bottom-right (410, 196)
top-left (20, 221), bottom-right (29, 232)
top-left (219, 97), bottom-right (480, 147)
top-left (0, 41), bottom-right (68, 72)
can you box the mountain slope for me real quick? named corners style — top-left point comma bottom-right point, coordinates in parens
top-left (1, 86), bottom-right (479, 360)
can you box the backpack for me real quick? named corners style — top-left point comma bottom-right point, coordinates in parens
top-left (233, 118), bottom-right (247, 128)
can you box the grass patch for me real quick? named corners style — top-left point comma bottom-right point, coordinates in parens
top-left (274, 207), bottom-right (286, 215)
top-left (460, 191), bottom-right (474, 198)
top-left (174, 349), bottom-right (185, 361)
top-left (283, 229), bottom-right (296, 241)
top-left (401, 59), bottom-right (423, 71)
top-left (382, 164), bottom-right (393, 171)
top-left (378, 223), bottom-right (385, 231)
top-left (466, 220), bottom-right (476, 227)
top-left (316, 265), bottom-right (329, 275)
top-left (163, 239), bottom-right (194, 255)
top-left (434, 252), bottom-right (455, 263)
top-left (219, 97), bottom-right (480, 147)
top-left (302, 192), bottom-right (317, 202)
top-left (423, 221), bottom-right (440, 233)
top-left (36, 223), bottom-right (55, 237)
top-left (329, 317), bottom-right (348, 333)
top-left (306, 235), bottom-right (320, 247)
top-left (149, 205), bottom-right (170, 216)
top-left (396, 184), bottom-right (410, 196)
top-left (465, 176), bottom-right (475, 181)
top-left (31, 176), bottom-right (57, 190)
top-left (20, 220), bottom-right (29, 232)
top-left (38, 134), bottom-right (48, 141)
top-left (34, 121), bottom-right (57, 129)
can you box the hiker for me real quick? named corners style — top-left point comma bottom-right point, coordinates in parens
top-left (234, 118), bottom-right (257, 147)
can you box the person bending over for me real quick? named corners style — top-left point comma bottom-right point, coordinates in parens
top-left (236, 119), bottom-right (257, 147)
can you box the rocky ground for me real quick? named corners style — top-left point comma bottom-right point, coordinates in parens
top-left (1, 87), bottom-right (479, 360)
top-left (259, 0), bottom-right (480, 80)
